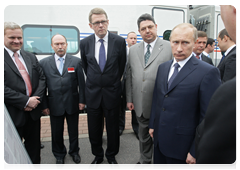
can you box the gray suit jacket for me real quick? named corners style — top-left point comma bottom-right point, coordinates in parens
top-left (125, 37), bottom-right (173, 118)
top-left (40, 54), bottom-right (85, 116)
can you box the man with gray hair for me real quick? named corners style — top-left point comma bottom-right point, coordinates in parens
top-left (149, 23), bottom-right (221, 164)
top-left (4, 22), bottom-right (46, 164)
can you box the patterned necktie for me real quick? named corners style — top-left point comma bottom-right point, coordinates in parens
top-left (145, 44), bottom-right (151, 65)
top-left (14, 52), bottom-right (32, 96)
top-left (168, 63), bottom-right (180, 89)
top-left (99, 39), bottom-right (106, 72)
top-left (196, 55), bottom-right (200, 59)
top-left (58, 57), bottom-right (64, 75)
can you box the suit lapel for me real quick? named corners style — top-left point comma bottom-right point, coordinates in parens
top-left (89, 34), bottom-right (101, 72)
top-left (62, 54), bottom-right (72, 75)
top-left (164, 60), bottom-right (173, 92)
top-left (145, 38), bottom-right (163, 68)
top-left (105, 32), bottom-right (114, 72)
top-left (137, 42), bottom-right (145, 68)
top-left (4, 49), bottom-right (22, 78)
top-left (167, 55), bottom-right (198, 92)
top-left (20, 50), bottom-right (33, 81)
top-left (49, 54), bottom-right (61, 75)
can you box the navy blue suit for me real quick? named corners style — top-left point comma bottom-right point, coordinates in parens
top-left (149, 55), bottom-right (221, 163)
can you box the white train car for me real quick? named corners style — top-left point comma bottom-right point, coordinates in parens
top-left (4, 5), bottom-right (224, 65)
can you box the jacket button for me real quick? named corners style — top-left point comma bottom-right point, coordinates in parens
top-left (165, 95), bottom-right (168, 98)
top-left (162, 108), bottom-right (165, 111)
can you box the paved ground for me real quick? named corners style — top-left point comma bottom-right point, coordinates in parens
top-left (40, 111), bottom-right (141, 164)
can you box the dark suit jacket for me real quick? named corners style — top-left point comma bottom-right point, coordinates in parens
top-left (149, 55), bottom-right (221, 161)
top-left (196, 77), bottom-right (236, 163)
top-left (201, 53), bottom-right (214, 65)
top-left (217, 46), bottom-right (236, 83)
top-left (80, 32), bottom-right (126, 109)
top-left (4, 49), bottom-right (46, 127)
top-left (39, 54), bottom-right (85, 116)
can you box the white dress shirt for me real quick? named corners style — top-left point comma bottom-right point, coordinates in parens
top-left (168, 55), bottom-right (193, 81)
top-left (4, 46), bottom-right (30, 106)
top-left (224, 44), bottom-right (236, 56)
top-left (143, 37), bottom-right (158, 55)
top-left (94, 32), bottom-right (109, 64)
top-left (192, 52), bottom-right (203, 60)
top-left (54, 53), bottom-right (66, 70)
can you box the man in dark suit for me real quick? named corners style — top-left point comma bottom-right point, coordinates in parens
top-left (192, 31), bottom-right (213, 65)
top-left (217, 28), bottom-right (236, 83)
top-left (203, 38), bottom-right (215, 58)
top-left (149, 23), bottom-right (221, 164)
top-left (40, 34), bottom-right (85, 164)
top-left (196, 5), bottom-right (236, 164)
top-left (4, 22), bottom-right (46, 164)
top-left (80, 8), bottom-right (126, 164)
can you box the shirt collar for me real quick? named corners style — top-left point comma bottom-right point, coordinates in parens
top-left (4, 46), bottom-right (21, 57)
top-left (224, 44), bottom-right (236, 56)
top-left (95, 31), bottom-right (109, 43)
top-left (172, 54), bottom-right (193, 69)
top-left (54, 53), bottom-right (66, 62)
top-left (143, 37), bottom-right (158, 49)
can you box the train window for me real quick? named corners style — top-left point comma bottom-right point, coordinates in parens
top-left (21, 25), bottom-right (80, 55)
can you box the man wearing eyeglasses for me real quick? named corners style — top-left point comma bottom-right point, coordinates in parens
top-left (80, 8), bottom-right (126, 164)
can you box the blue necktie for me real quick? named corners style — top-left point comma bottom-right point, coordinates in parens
top-left (220, 54), bottom-right (226, 63)
top-left (99, 39), bottom-right (106, 72)
top-left (145, 44), bottom-right (151, 65)
top-left (58, 57), bottom-right (64, 75)
top-left (168, 63), bottom-right (180, 89)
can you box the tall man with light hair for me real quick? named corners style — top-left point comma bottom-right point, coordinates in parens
top-left (149, 23), bottom-right (221, 164)
top-left (4, 22), bottom-right (46, 164)
top-left (80, 8), bottom-right (126, 164)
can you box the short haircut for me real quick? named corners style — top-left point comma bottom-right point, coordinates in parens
top-left (51, 34), bottom-right (67, 44)
top-left (218, 28), bottom-right (232, 40)
top-left (170, 23), bottom-right (198, 42)
top-left (127, 31), bottom-right (137, 38)
top-left (206, 38), bottom-right (215, 47)
top-left (4, 22), bottom-right (22, 35)
top-left (137, 13), bottom-right (156, 29)
top-left (89, 8), bottom-right (108, 23)
top-left (197, 31), bottom-right (208, 38)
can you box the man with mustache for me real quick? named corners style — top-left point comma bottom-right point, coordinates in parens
top-left (40, 34), bottom-right (86, 164)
